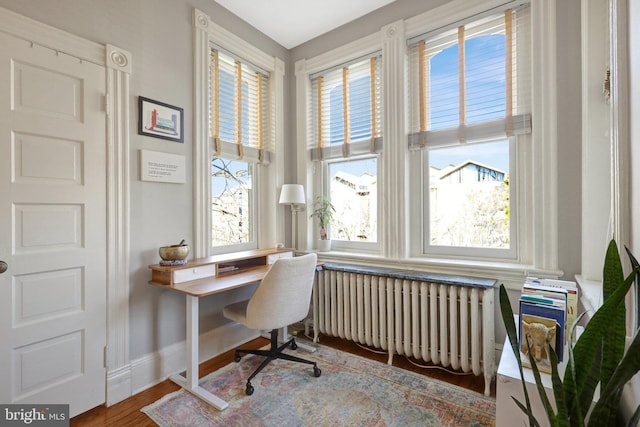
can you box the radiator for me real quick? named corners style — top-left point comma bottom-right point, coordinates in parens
top-left (312, 265), bottom-right (495, 396)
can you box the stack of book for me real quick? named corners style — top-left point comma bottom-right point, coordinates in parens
top-left (518, 277), bottom-right (578, 373)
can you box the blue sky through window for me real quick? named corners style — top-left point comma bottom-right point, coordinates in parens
top-left (430, 44), bottom-right (459, 130)
top-left (429, 140), bottom-right (509, 172)
top-left (429, 33), bottom-right (507, 171)
top-left (323, 33), bottom-right (508, 175)
top-left (465, 34), bottom-right (506, 124)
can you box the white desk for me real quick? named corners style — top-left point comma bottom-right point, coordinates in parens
top-left (148, 248), bottom-right (293, 410)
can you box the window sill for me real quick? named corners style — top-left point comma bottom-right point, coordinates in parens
top-left (312, 250), bottom-right (563, 285)
top-left (575, 274), bottom-right (602, 322)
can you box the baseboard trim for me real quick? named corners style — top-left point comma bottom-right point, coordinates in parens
top-left (106, 323), bottom-right (258, 405)
top-left (106, 364), bottom-right (133, 406)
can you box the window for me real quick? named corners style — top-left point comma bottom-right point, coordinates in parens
top-left (408, 5), bottom-right (530, 258)
top-left (195, 11), bottom-right (284, 258)
top-left (327, 157), bottom-right (378, 243)
top-left (428, 141), bottom-right (510, 249)
top-left (296, 0), bottom-right (555, 271)
top-left (208, 48), bottom-right (271, 249)
top-left (211, 158), bottom-right (253, 246)
top-left (309, 55), bottom-right (382, 248)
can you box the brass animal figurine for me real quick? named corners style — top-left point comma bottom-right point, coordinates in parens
top-left (521, 320), bottom-right (556, 362)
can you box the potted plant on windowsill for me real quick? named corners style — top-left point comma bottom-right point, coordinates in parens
top-left (309, 195), bottom-right (335, 252)
top-left (499, 239), bottom-right (640, 426)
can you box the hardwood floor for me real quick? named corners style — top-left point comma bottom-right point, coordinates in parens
top-left (71, 335), bottom-right (496, 426)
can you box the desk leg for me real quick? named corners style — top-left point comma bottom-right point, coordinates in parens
top-left (169, 295), bottom-right (229, 411)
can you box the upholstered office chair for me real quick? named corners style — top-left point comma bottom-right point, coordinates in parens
top-left (223, 253), bottom-right (320, 395)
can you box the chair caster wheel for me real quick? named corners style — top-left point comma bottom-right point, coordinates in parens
top-left (234, 353), bottom-right (241, 363)
top-left (290, 340), bottom-right (298, 350)
top-left (313, 366), bottom-right (321, 377)
top-left (245, 382), bottom-right (254, 395)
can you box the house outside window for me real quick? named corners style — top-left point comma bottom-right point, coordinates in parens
top-left (327, 157), bottom-right (378, 242)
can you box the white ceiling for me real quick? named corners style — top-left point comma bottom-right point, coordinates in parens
top-left (213, 0), bottom-right (396, 49)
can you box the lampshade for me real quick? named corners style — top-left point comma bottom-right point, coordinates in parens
top-left (279, 184), bottom-right (305, 205)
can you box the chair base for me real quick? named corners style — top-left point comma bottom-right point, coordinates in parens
top-left (234, 329), bottom-right (321, 395)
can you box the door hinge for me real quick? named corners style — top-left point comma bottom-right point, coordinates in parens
top-left (103, 346), bottom-right (108, 368)
top-left (104, 94), bottom-right (111, 115)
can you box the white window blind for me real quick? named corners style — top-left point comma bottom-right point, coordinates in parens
top-left (407, 4), bottom-right (531, 150)
top-left (309, 54), bottom-right (382, 161)
top-left (210, 47), bottom-right (273, 163)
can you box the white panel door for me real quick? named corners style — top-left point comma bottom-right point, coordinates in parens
top-left (0, 32), bottom-right (107, 417)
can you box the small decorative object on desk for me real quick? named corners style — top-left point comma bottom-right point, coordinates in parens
top-left (158, 240), bottom-right (189, 263)
top-left (159, 259), bottom-right (188, 266)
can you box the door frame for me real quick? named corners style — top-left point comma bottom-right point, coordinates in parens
top-left (0, 7), bottom-right (132, 406)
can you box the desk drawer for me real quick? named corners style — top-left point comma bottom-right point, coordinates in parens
top-left (173, 264), bottom-right (217, 283)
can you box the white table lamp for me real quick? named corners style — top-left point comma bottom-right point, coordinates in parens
top-left (279, 184), bottom-right (305, 250)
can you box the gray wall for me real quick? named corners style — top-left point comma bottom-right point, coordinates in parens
top-left (0, 0), bottom-right (585, 361)
top-left (555, 0), bottom-right (582, 281)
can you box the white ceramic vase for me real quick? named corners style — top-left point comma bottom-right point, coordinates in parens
top-left (317, 239), bottom-right (331, 252)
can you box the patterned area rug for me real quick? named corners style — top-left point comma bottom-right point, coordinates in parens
top-left (142, 343), bottom-right (495, 426)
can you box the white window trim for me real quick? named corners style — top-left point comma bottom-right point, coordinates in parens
top-left (193, 8), bottom-right (285, 257)
top-left (297, 0), bottom-right (558, 279)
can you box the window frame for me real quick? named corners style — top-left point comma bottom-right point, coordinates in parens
top-left (297, 0), bottom-right (557, 278)
top-left (193, 9), bottom-right (284, 258)
top-left (407, 6), bottom-right (529, 261)
top-left (296, 31), bottom-right (385, 254)
top-left (406, 0), bottom-right (554, 271)
top-left (421, 136), bottom-right (520, 260)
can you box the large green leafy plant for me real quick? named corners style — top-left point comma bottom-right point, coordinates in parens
top-left (499, 239), bottom-right (640, 426)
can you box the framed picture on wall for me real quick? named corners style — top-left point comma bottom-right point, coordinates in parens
top-left (138, 96), bottom-right (184, 143)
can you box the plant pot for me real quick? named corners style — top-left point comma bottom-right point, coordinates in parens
top-left (317, 239), bottom-right (331, 252)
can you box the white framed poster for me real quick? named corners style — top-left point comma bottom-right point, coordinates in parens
top-left (140, 150), bottom-right (185, 183)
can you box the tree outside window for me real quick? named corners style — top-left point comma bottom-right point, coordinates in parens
top-left (211, 158), bottom-right (252, 247)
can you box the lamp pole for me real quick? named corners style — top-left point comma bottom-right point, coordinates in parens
top-left (279, 184), bottom-right (306, 252)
